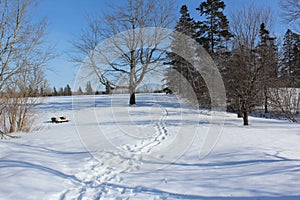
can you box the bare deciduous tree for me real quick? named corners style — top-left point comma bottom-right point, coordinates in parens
top-left (226, 4), bottom-right (273, 125)
top-left (73, 0), bottom-right (175, 105)
top-left (0, 0), bottom-right (52, 137)
top-left (280, 0), bottom-right (300, 29)
top-left (268, 88), bottom-right (300, 122)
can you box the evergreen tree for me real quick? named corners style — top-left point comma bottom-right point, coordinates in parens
top-left (59, 87), bottom-right (64, 96)
top-left (77, 86), bottom-right (83, 95)
top-left (282, 29), bottom-right (300, 87)
top-left (196, 0), bottom-right (232, 55)
top-left (85, 81), bottom-right (93, 95)
top-left (256, 23), bottom-right (278, 113)
top-left (53, 87), bottom-right (58, 96)
top-left (165, 6), bottom-right (198, 101)
top-left (175, 5), bottom-right (198, 37)
top-left (64, 84), bottom-right (72, 96)
top-left (164, 5), bottom-right (211, 106)
top-left (165, 5), bottom-right (197, 86)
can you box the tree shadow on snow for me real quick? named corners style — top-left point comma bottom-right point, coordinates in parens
top-left (0, 159), bottom-right (82, 184)
top-left (97, 182), bottom-right (300, 200)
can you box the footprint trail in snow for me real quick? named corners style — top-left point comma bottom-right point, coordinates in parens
top-left (59, 98), bottom-right (171, 199)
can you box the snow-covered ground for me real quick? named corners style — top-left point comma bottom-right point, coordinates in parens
top-left (0, 94), bottom-right (300, 200)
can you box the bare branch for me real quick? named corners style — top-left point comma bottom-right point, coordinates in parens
top-left (0, 0), bottom-right (53, 134)
top-left (280, 0), bottom-right (300, 28)
top-left (73, 0), bottom-right (175, 104)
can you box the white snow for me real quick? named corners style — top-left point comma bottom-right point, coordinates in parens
top-left (0, 93), bottom-right (300, 200)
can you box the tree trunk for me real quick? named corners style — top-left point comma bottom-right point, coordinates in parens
top-left (237, 98), bottom-right (243, 118)
top-left (129, 92), bottom-right (136, 105)
top-left (9, 114), bottom-right (16, 133)
top-left (129, 47), bottom-right (136, 105)
top-left (105, 81), bottom-right (112, 94)
top-left (264, 89), bottom-right (268, 113)
top-left (237, 110), bottom-right (243, 118)
top-left (243, 111), bottom-right (249, 125)
top-left (241, 99), bottom-right (249, 125)
top-left (129, 76), bottom-right (136, 105)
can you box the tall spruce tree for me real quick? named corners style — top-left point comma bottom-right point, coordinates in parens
top-left (64, 84), bottom-right (72, 96)
top-left (165, 5), bottom-right (210, 106)
top-left (165, 4), bottom-right (197, 93)
top-left (256, 23), bottom-right (278, 113)
top-left (77, 86), bottom-right (84, 95)
top-left (53, 87), bottom-right (58, 96)
top-left (59, 87), bottom-right (64, 96)
top-left (85, 81), bottom-right (93, 95)
top-left (282, 29), bottom-right (300, 87)
top-left (175, 5), bottom-right (197, 37)
top-left (196, 0), bottom-right (232, 55)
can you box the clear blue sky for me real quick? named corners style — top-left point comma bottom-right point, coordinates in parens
top-left (35, 0), bottom-right (288, 90)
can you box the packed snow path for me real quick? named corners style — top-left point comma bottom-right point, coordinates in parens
top-left (1, 94), bottom-right (300, 199)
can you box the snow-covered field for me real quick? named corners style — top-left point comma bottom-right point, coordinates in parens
top-left (1, 94), bottom-right (300, 200)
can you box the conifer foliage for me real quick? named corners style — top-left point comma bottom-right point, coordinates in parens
top-left (164, 5), bottom-right (206, 104)
top-left (196, 0), bottom-right (232, 54)
top-left (282, 29), bottom-right (300, 87)
top-left (165, 1), bottom-right (300, 124)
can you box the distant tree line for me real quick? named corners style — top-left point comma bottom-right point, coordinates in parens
top-left (51, 84), bottom-right (72, 96)
top-left (49, 81), bottom-right (109, 96)
top-left (1, 78), bottom-right (113, 98)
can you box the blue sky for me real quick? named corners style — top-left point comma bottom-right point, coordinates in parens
top-left (35, 0), bottom-right (289, 90)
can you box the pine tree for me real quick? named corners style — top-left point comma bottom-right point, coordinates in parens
top-left (165, 5), bottom-right (197, 88)
top-left (85, 81), bottom-right (93, 95)
top-left (165, 6), bottom-right (197, 99)
top-left (64, 84), bottom-right (72, 96)
top-left (256, 23), bottom-right (278, 113)
top-left (77, 86), bottom-right (83, 95)
top-left (164, 5), bottom-right (211, 106)
top-left (175, 5), bottom-right (198, 38)
top-left (282, 29), bottom-right (300, 87)
top-left (59, 87), bottom-right (64, 96)
top-left (53, 87), bottom-right (58, 96)
top-left (196, 0), bottom-right (232, 55)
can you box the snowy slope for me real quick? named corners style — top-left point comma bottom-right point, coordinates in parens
top-left (0, 94), bottom-right (300, 200)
